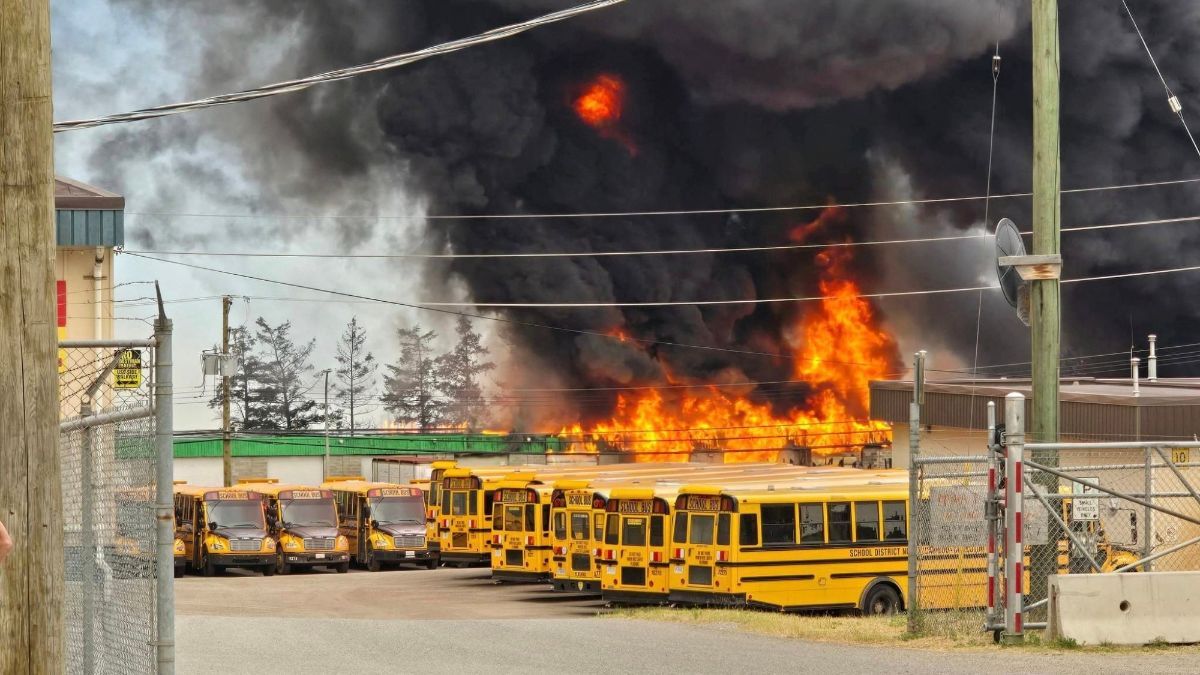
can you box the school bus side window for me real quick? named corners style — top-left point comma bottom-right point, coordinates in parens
top-left (761, 504), bottom-right (796, 546)
top-left (800, 504), bottom-right (824, 544)
top-left (554, 512), bottom-right (567, 540)
top-left (716, 513), bottom-right (730, 546)
top-left (855, 501), bottom-right (880, 542)
top-left (604, 514), bottom-right (619, 545)
top-left (470, 492), bottom-right (480, 516)
top-left (672, 512), bottom-right (687, 544)
top-left (739, 514), bottom-right (759, 546)
top-left (828, 502), bottom-right (852, 543)
top-left (482, 491), bottom-right (494, 516)
top-left (593, 514), bottom-right (604, 542)
top-left (883, 501), bottom-right (907, 541)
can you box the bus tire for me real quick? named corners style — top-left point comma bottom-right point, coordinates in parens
top-left (262, 563), bottom-right (275, 577)
top-left (424, 559), bottom-right (438, 570)
top-left (277, 554), bottom-right (291, 576)
top-left (367, 550), bottom-right (382, 572)
top-left (861, 582), bottom-right (902, 615)
top-left (202, 556), bottom-right (217, 577)
top-left (336, 562), bottom-right (350, 574)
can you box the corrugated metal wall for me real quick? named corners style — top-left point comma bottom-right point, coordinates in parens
top-left (56, 209), bottom-right (123, 247)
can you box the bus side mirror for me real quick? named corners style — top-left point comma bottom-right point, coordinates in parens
top-left (208, 522), bottom-right (219, 531)
top-left (371, 520), bottom-right (380, 530)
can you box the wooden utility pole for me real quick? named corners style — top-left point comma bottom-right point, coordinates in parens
top-left (0, 0), bottom-right (66, 670)
top-left (1029, 0), bottom-right (1062, 611)
top-left (222, 295), bottom-right (233, 486)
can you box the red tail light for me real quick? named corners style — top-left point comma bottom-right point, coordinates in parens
top-left (651, 551), bottom-right (662, 563)
top-left (717, 550), bottom-right (728, 562)
top-left (526, 535), bottom-right (535, 547)
top-left (469, 519), bottom-right (475, 529)
top-left (493, 534), bottom-right (501, 545)
top-left (673, 548), bottom-right (683, 559)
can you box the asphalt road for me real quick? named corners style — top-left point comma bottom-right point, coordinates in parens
top-left (175, 567), bottom-right (1200, 674)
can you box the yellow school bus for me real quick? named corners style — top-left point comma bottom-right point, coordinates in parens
top-left (666, 483), bottom-right (912, 613)
top-left (173, 485), bottom-right (276, 576)
top-left (490, 478), bottom-right (558, 582)
top-left (322, 480), bottom-right (436, 570)
top-left (549, 480), bottom-right (611, 593)
top-left (236, 480), bottom-right (350, 574)
top-left (597, 470), bottom-right (909, 604)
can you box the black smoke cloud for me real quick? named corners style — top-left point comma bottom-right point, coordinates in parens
top-left (95, 0), bottom-right (1200, 426)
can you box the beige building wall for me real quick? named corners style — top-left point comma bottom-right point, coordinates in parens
top-left (56, 246), bottom-right (115, 342)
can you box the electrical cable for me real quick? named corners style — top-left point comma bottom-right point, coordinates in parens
top-left (1120, 0), bottom-right (1200, 161)
top-left (52, 0), bottom-right (626, 132)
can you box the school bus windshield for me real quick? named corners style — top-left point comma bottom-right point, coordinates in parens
top-left (207, 500), bottom-right (264, 528)
top-left (281, 499), bottom-right (337, 527)
top-left (370, 498), bottom-right (425, 525)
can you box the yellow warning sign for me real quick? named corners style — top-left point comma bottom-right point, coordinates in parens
top-left (114, 349), bottom-right (142, 389)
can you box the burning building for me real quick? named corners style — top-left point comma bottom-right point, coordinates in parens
top-left (74, 1), bottom-right (1200, 457)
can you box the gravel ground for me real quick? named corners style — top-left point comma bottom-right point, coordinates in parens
top-left (175, 567), bottom-right (1200, 674)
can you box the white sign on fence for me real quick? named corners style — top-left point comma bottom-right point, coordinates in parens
top-left (1071, 477), bottom-right (1100, 522)
top-left (929, 484), bottom-right (1050, 547)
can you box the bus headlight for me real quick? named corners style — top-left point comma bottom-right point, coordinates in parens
top-left (263, 538), bottom-right (276, 552)
top-left (336, 535), bottom-right (349, 551)
top-left (371, 533), bottom-right (392, 549)
top-left (209, 537), bottom-right (227, 552)
top-left (284, 537), bottom-right (302, 551)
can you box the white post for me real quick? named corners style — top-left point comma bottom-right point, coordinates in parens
top-left (323, 369), bottom-right (331, 480)
top-left (1148, 335), bottom-right (1157, 382)
top-left (985, 401), bottom-right (999, 630)
top-left (1003, 392), bottom-right (1025, 643)
top-left (1132, 357), bottom-right (1141, 397)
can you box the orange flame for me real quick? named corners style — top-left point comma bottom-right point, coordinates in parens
top-left (573, 73), bottom-right (637, 155)
top-left (559, 212), bottom-right (896, 463)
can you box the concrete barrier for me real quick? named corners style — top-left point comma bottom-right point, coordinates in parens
top-left (1048, 572), bottom-right (1200, 645)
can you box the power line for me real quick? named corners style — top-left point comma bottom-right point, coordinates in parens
top-left (1120, 0), bottom-right (1200, 161)
top-left (120, 175), bottom-right (1200, 221)
top-left (52, 0), bottom-right (626, 132)
top-left (118, 213), bottom-right (1200, 260)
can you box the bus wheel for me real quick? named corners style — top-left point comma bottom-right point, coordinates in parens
top-left (424, 559), bottom-right (438, 570)
top-left (173, 566), bottom-right (184, 579)
top-left (862, 584), bottom-right (901, 615)
top-left (277, 554), bottom-right (291, 576)
top-left (262, 563), bottom-right (275, 577)
top-left (202, 556), bottom-right (217, 577)
top-left (367, 551), bottom-right (382, 572)
top-left (335, 562), bottom-right (350, 574)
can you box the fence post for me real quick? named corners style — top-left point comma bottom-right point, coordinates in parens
top-left (985, 401), bottom-right (998, 632)
top-left (1002, 392), bottom-right (1025, 643)
top-left (154, 315), bottom-right (175, 675)
top-left (906, 351), bottom-right (924, 634)
top-left (1144, 448), bottom-right (1154, 572)
top-left (81, 398), bottom-right (96, 674)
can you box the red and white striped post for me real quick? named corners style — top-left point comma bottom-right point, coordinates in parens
top-left (985, 401), bottom-right (999, 630)
top-left (1003, 392), bottom-right (1025, 643)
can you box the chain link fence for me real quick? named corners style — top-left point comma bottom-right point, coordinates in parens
top-left (909, 397), bottom-right (1200, 640)
top-left (60, 339), bottom-right (161, 674)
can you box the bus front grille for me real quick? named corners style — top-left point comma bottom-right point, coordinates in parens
top-left (230, 538), bottom-right (261, 552)
top-left (571, 553), bottom-right (591, 572)
top-left (394, 535), bottom-right (425, 549)
top-left (304, 537), bottom-right (335, 551)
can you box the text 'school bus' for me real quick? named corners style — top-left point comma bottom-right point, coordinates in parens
top-left (322, 480), bottom-right (435, 571)
top-left (550, 480), bottom-right (610, 593)
top-left (236, 480), bottom-right (350, 574)
top-left (173, 485), bottom-right (276, 576)
top-left (490, 480), bottom-right (557, 582)
top-left (666, 483), bottom-right (917, 614)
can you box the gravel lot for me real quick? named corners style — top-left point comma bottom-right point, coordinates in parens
top-left (175, 567), bottom-right (1200, 674)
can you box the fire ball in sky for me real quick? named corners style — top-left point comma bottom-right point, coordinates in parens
top-left (572, 73), bottom-right (636, 154)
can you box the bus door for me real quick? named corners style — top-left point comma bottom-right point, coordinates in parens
top-left (675, 494), bottom-right (734, 593)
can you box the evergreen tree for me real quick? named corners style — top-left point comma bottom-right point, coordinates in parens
top-left (207, 325), bottom-right (267, 429)
top-left (333, 316), bottom-right (378, 434)
top-left (254, 317), bottom-right (322, 430)
top-left (382, 325), bottom-right (443, 430)
top-left (436, 316), bottom-right (495, 429)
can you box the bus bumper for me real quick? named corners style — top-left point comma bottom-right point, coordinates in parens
top-left (551, 578), bottom-right (600, 594)
top-left (211, 554), bottom-right (276, 569)
top-left (667, 590), bottom-right (746, 607)
top-left (492, 569), bottom-right (551, 583)
top-left (373, 550), bottom-right (436, 564)
top-left (281, 552), bottom-right (350, 566)
top-left (439, 552), bottom-right (490, 566)
top-left (602, 589), bottom-right (669, 605)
